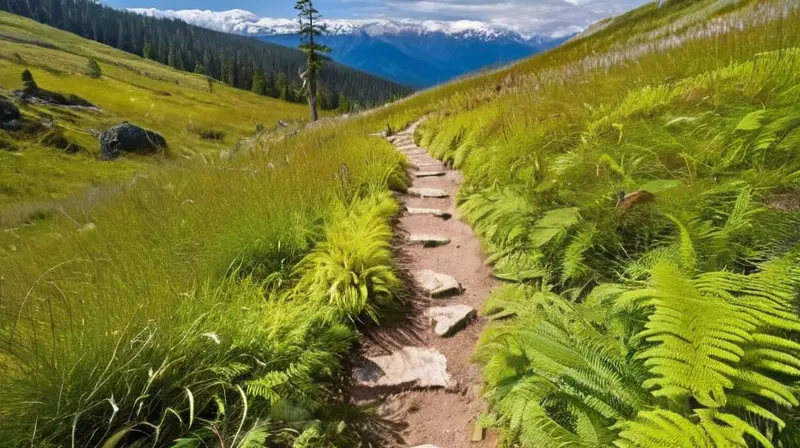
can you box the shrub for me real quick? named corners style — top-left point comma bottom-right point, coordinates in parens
top-left (188, 124), bottom-right (226, 141)
top-left (86, 57), bottom-right (102, 78)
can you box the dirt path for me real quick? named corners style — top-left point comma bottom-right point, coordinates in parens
top-left (354, 121), bottom-right (497, 448)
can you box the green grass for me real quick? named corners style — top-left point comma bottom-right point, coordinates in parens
top-left (0, 12), bottom-right (311, 212)
top-left (0, 116), bottom-right (413, 445)
top-left (410, 0), bottom-right (800, 446)
top-left (4, 0), bottom-right (800, 446)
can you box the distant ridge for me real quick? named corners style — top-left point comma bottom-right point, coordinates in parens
top-left (131, 8), bottom-right (572, 88)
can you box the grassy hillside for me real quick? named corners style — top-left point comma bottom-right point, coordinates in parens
top-left (0, 11), bottom-right (310, 214)
top-left (2, 0), bottom-right (800, 447)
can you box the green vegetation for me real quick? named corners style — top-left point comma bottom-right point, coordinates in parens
top-left (295, 0), bottom-right (332, 122)
top-left (0, 108), bottom-right (414, 446)
top-left (0, 11), bottom-right (313, 214)
top-left (413, 0), bottom-right (800, 445)
top-left (3, 0), bottom-right (800, 446)
top-left (85, 57), bottom-right (102, 79)
top-left (0, 0), bottom-right (412, 109)
top-left (0, 14), bottom-right (419, 445)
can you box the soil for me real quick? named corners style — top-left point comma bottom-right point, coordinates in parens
top-left (355, 121), bottom-right (498, 448)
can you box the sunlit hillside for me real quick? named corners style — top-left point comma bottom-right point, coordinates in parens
top-left (0, 12), bottom-right (310, 213)
top-left (1, 0), bottom-right (799, 446)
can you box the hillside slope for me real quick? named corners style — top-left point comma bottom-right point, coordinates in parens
top-left (2, 0), bottom-right (800, 447)
top-left (0, 0), bottom-right (413, 108)
top-left (0, 11), bottom-right (312, 214)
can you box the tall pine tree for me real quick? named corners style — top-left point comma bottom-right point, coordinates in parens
top-left (251, 71), bottom-right (266, 96)
top-left (295, 0), bottom-right (331, 122)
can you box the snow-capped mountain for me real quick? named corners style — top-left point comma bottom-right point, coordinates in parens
top-left (130, 8), bottom-right (574, 88)
top-left (130, 8), bottom-right (576, 41)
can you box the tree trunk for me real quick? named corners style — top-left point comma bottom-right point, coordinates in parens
top-left (309, 93), bottom-right (318, 122)
top-left (308, 71), bottom-right (318, 121)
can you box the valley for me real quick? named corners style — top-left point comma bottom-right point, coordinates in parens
top-left (2, 0), bottom-right (800, 447)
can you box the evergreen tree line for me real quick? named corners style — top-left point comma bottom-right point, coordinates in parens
top-left (0, 0), bottom-right (413, 110)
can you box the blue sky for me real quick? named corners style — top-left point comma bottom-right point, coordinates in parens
top-left (105, 0), bottom-right (651, 34)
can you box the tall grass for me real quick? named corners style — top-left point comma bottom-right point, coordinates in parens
top-left (412, 0), bottom-right (800, 445)
top-left (0, 112), bottom-right (415, 445)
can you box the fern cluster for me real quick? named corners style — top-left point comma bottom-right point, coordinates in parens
top-left (414, 2), bottom-right (800, 446)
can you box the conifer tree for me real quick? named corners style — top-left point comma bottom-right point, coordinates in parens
top-left (86, 58), bottom-right (102, 79)
top-left (338, 92), bottom-right (351, 113)
top-left (295, 0), bottom-right (331, 121)
top-left (251, 71), bottom-right (266, 95)
top-left (21, 69), bottom-right (37, 91)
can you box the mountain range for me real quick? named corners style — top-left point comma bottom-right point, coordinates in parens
top-left (131, 9), bottom-right (573, 88)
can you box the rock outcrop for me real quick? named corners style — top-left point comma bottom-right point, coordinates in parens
top-left (100, 122), bottom-right (167, 160)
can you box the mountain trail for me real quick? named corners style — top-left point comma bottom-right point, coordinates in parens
top-left (353, 121), bottom-right (497, 448)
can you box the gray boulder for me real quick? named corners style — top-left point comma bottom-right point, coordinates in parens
top-left (0, 98), bottom-right (20, 123)
top-left (100, 122), bottom-right (166, 160)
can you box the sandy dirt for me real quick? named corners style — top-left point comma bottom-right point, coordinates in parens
top-left (355, 122), bottom-right (498, 448)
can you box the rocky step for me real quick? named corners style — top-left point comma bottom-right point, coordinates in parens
top-left (414, 170), bottom-right (447, 178)
top-left (426, 304), bottom-right (477, 337)
top-left (404, 150), bottom-right (428, 157)
top-left (409, 234), bottom-right (450, 248)
top-left (353, 347), bottom-right (453, 391)
top-left (407, 207), bottom-right (452, 220)
top-left (412, 446), bottom-right (441, 448)
top-left (416, 162), bottom-right (447, 168)
top-left (407, 188), bottom-right (449, 198)
top-left (414, 270), bottom-right (462, 297)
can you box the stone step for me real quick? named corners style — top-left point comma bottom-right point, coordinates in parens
top-left (416, 162), bottom-right (446, 168)
top-left (403, 149), bottom-right (427, 156)
top-left (353, 347), bottom-right (453, 391)
top-left (414, 170), bottom-right (446, 177)
top-left (409, 234), bottom-right (450, 248)
top-left (414, 270), bottom-right (462, 297)
top-left (407, 207), bottom-right (452, 220)
top-left (408, 188), bottom-right (448, 198)
top-left (471, 422), bottom-right (486, 442)
top-left (412, 446), bottom-right (440, 448)
top-left (426, 304), bottom-right (477, 337)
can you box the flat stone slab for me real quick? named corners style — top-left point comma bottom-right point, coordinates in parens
top-left (412, 446), bottom-right (441, 448)
top-left (403, 150), bottom-right (427, 156)
top-left (414, 170), bottom-right (446, 177)
top-left (353, 347), bottom-right (452, 390)
top-left (408, 188), bottom-right (449, 198)
top-left (407, 207), bottom-right (452, 220)
top-left (409, 234), bottom-right (450, 248)
top-left (414, 270), bottom-right (462, 297)
top-left (426, 304), bottom-right (476, 337)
